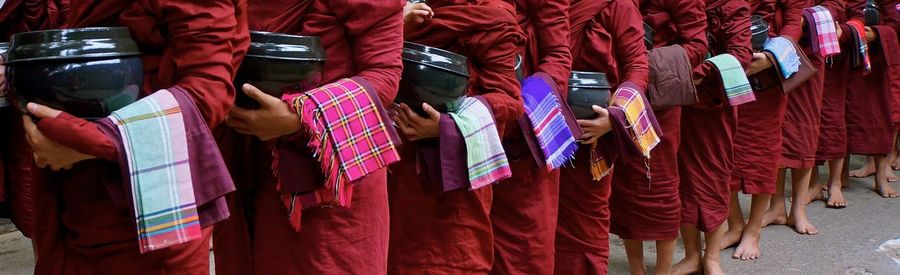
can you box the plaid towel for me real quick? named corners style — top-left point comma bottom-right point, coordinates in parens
top-left (447, 97), bottom-right (512, 189)
top-left (610, 85), bottom-right (660, 156)
top-left (803, 6), bottom-right (841, 57)
top-left (707, 54), bottom-right (756, 106)
top-left (108, 89), bottom-right (201, 254)
top-left (521, 76), bottom-right (577, 170)
top-left (847, 20), bottom-right (872, 74)
top-left (764, 37), bottom-right (801, 79)
top-left (282, 78), bottom-right (400, 229)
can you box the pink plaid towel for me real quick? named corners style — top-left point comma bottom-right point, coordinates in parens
top-left (803, 6), bottom-right (841, 57)
top-left (281, 78), bottom-right (401, 230)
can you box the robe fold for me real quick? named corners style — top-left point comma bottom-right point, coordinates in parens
top-left (492, 1), bottom-right (572, 274)
top-left (23, 0), bottom-right (249, 274)
top-left (730, 0), bottom-right (799, 194)
top-left (212, 1), bottom-right (403, 274)
top-left (609, 0), bottom-right (707, 241)
top-left (816, 0), bottom-right (852, 161)
top-left (845, 0), bottom-right (900, 155)
top-left (389, 1), bottom-right (523, 273)
top-left (556, 1), bottom-right (649, 273)
top-left (679, 0), bottom-right (751, 233)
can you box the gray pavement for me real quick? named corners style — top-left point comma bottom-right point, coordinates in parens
top-left (1, 156), bottom-right (899, 274)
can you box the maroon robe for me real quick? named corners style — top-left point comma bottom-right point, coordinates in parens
top-left (556, 0), bottom-right (649, 274)
top-left (845, 0), bottom-right (900, 156)
top-left (609, 0), bottom-right (707, 241)
top-left (491, 1), bottom-right (572, 274)
top-left (730, 0), bottom-right (802, 194)
top-left (212, 1), bottom-right (403, 274)
top-left (679, 0), bottom-right (751, 233)
top-left (816, 0), bottom-right (852, 161)
top-left (23, 0), bottom-right (249, 274)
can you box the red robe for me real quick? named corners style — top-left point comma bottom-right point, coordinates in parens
top-left (816, 0), bottom-right (852, 161)
top-left (556, 0), bottom-right (649, 273)
top-left (730, 0), bottom-right (802, 194)
top-left (492, 1), bottom-right (572, 274)
top-left (679, 0), bottom-right (751, 233)
top-left (609, 0), bottom-right (707, 241)
top-left (845, 0), bottom-right (900, 155)
top-left (212, 1), bottom-right (403, 274)
top-left (388, 1), bottom-right (523, 273)
top-left (26, 0), bottom-right (249, 274)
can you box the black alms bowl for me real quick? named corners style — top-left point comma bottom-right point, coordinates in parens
top-left (234, 31), bottom-right (326, 108)
top-left (6, 27), bottom-right (142, 119)
top-left (515, 54), bottom-right (524, 83)
top-left (750, 15), bottom-right (770, 51)
top-left (567, 71), bottom-right (611, 120)
top-left (864, 0), bottom-right (880, 26)
top-left (398, 41), bottom-right (470, 114)
top-left (643, 22), bottom-right (654, 50)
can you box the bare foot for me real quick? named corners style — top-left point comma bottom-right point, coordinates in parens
top-left (849, 165), bottom-right (876, 178)
top-left (761, 208), bottom-right (787, 227)
top-left (805, 183), bottom-right (825, 205)
top-left (702, 257), bottom-right (726, 275)
top-left (890, 174), bottom-right (898, 183)
top-left (892, 157), bottom-right (900, 170)
top-left (720, 228), bottom-right (742, 250)
top-left (787, 214), bottom-right (818, 235)
top-left (875, 182), bottom-right (899, 198)
top-left (826, 186), bottom-right (848, 208)
top-left (733, 231), bottom-right (761, 260)
top-left (672, 256), bottom-right (702, 275)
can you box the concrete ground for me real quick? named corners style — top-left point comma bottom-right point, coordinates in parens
top-left (1, 156), bottom-right (898, 274)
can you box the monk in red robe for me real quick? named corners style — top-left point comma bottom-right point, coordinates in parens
top-left (212, 1), bottom-right (404, 274)
top-left (13, 0), bottom-right (249, 273)
top-left (843, 0), bottom-right (900, 198)
top-left (673, 0), bottom-right (752, 274)
top-left (556, 1), bottom-right (649, 274)
top-left (491, 1), bottom-right (572, 274)
top-left (387, 1), bottom-right (522, 273)
top-left (607, 1), bottom-right (707, 275)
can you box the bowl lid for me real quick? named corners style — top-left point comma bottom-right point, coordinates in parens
top-left (5, 27), bottom-right (141, 64)
top-left (402, 41), bottom-right (470, 77)
top-left (750, 15), bottom-right (770, 35)
top-left (569, 71), bottom-right (611, 89)
top-left (246, 31), bottom-right (326, 61)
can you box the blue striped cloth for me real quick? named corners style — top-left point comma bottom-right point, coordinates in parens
top-left (764, 37), bottom-right (801, 79)
top-left (521, 76), bottom-right (577, 170)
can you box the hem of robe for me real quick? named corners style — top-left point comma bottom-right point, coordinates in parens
top-left (556, 146), bottom-right (612, 272)
top-left (729, 176), bottom-right (776, 195)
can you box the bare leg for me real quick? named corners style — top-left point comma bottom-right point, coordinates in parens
top-left (733, 194), bottom-right (769, 260)
top-left (654, 240), bottom-right (677, 275)
top-left (826, 158), bottom-right (848, 208)
top-left (892, 133), bottom-right (900, 170)
top-left (673, 225), bottom-right (702, 275)
top-left (805, 165), bottom-right (824, 204)
top-left (787, 168), bottom-right (818, 235)
top-left (721, 191), bottom-right (744, 250)
top-left (842, 155), bottom-right (851, 187)
top-left (624, 239), bottom-right (648, 275)
top-left (874, 155), bottom-right (899, 198)
top-left (702, 224), bottom-right (728, 275)
top-left (762, 168), bottom-right (788, 227)
top-left (849, 156), bottom-right (876, 178)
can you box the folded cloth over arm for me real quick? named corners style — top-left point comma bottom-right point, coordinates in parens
top-left (447, 96), bottom-right (512, 189)
top-left (803, 6), bottom-right (842, 57)
top-left (847, 20), bottom-right (872, 74)
top-left (764, 36), bottom-right (801, 78)
top-left (280, 78), bottom-right (401, 231)
top-left (520, 75), bottom-right (578, 170)
top-left (592, 82), bottom-right (662, 180)
top-left (707, 54), bottom-right (755, 106)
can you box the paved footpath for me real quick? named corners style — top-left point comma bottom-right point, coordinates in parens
top-left (2, 156), bottom-right (899, 274)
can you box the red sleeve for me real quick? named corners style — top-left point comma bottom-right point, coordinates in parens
top-left (463, 30), bottom-right (524, 134)
top-left (694, 0), bottom-right (753, 80)
top-left (665, 0), bottom-right (710, 67)
top-left (818, 0), bottom-right (847, 22)
top-left (333, 0), bottom-right (405, 105)
top-left (778, 0), bottom-right (808, 41)
top-left (610, 0), bottom-right (650, 90)
top-left (151, 0), bottom-right (248, 127)
top-left (524, 0), bottom-right (573, 93)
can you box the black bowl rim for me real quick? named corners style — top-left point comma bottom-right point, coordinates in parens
top-left (569, 71), bottom-right (611, 89)
top-left (6, 27), bottom-right (141, 64)
top-left (402, 41), bottom-right (470, 77)
top-left (246, 31), bottom-right (327, 61)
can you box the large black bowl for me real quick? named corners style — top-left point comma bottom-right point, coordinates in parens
top-left (515, 54), bottom-right (524, 83)
top-left (234, 31), bottom-right (326, 108)
top-left (398, 41), bottom-right (470, 114)
top-left (750, 15), bottom-right (770, 51)
top-left (643, 22), bottom-right (654, 50)
top-left (567, 71), bottom-right (611, 120)
top-left (864, 0), bottom-right (880, 26)
top-left (6, 27), bottom-right (142, 119)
